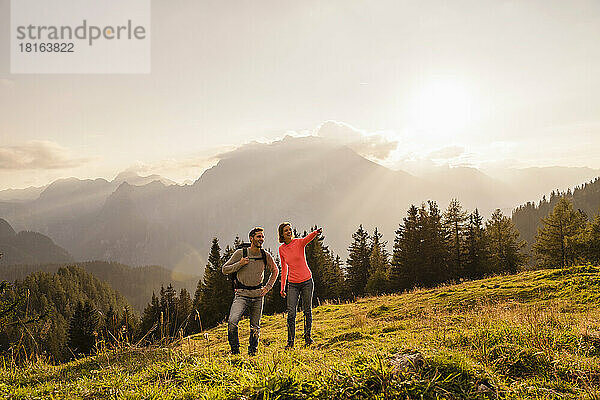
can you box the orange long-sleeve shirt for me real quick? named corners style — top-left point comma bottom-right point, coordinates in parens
top-left (279, 230), bottom-right (319, 291)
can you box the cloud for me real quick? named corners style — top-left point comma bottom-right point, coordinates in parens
top-left (427, 145), bottom-right (465, 160)
top-left (118, 145), bottom-right (234, 184)
top-left (0, 141), bottom-right (89, 170)
top-left (130, 156), bottom-right (220, 173)
top-left (385, 145), bottom-right (479, 176)
top-left (316, 120), bottom-right (398, 160)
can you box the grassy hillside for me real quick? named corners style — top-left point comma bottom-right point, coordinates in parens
top-left (2, 266), bottom-right (600, 399)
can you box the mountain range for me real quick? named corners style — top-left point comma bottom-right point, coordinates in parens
top-left (1, 136), bottom-right (598, 274)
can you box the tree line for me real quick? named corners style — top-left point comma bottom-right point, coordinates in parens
top-left (345, 200), bottom-right (527, 296)
top-left (532, 197), bottom-right (600, 267)
top-left (513, 177), bottom-right (600, 249)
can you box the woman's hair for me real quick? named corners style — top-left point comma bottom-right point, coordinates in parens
top-left (278, 222), bottom-right (292, 243)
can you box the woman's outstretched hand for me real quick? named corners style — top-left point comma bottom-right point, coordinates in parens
top-left (280, 289), bottom-right (286, 298)
top-left (316, 227), bottom-right (323, 235)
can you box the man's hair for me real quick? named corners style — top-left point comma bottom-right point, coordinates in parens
top-left (278, 222), bottom-right (292, 244)
top-left (249, 227), bottom-right (264, 239)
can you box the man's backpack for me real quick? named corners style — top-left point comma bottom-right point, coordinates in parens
top-left (230, 243), bottom-right (268, 291)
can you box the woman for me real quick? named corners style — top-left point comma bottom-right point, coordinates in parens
top-left (278, 222), bottom-right (322, 348)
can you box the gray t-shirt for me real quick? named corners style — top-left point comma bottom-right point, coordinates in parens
top-left (222, 247), bottom-right (277, 297)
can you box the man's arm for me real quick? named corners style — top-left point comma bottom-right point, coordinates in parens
top-left (259, 253), bottom-right (279, 296)
top-left (222, 249), bottom-right (245, 275)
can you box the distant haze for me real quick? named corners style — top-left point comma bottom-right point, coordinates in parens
top-left (1, 1), bottom-right (600, 190)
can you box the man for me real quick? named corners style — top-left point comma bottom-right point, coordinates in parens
top-left (222, 227), bottom-right (278, 355)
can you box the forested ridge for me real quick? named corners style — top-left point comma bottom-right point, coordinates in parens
top-left (0, 266), bottom-right (134, 363)
top-left (513, 177), bottom-right (600, 247)
top-left (0, 261), bottom-right (198, 313)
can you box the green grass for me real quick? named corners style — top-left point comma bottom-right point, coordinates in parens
top-left (3, 266), bottom-right (600, 399)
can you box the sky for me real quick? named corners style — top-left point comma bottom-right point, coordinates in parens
top-left (1, 0), bottom-right (600, 190)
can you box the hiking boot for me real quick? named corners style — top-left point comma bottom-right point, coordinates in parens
top-left (304, 338), bottom-right (314, 347)
top-left (230, 348), bottom-right (240, 355)
top-left (284, 342), bottom-right (294, 350)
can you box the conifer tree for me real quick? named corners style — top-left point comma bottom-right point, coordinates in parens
top-left (193, 238), bottom-right (233, 330)
top-left (140, 292), bottom-right (160, 341)
top-left (443, 199), bottom-right (468, 279)
top-left (420, 201), bottom-right (449, 286)
top-left (162, 284), bottom-right (178, 336)
top-left (177, 288), bottom-right (193, 335)
top-left (568, 215), bottom-right (600, 265)
top-left (391, 205), bottom-right (420, 290)
top-left (68, 301), bottom-right (99, 356)
top-left (464, 209), bottom-right (488, 279)
top-left (346, 225), bottom-right (371, 297)
top-left (485, 209), bottom-right (527, 273)
top-left (331, 251), bottom-right (346, 299)
top-left (305, 226), bottom-right (344, 302)
top-left (0, 281), bottom-right (26, 332)
top-left (103, 305), bottom-right (118, 345)
top-left (191, 281), bottom-right (204, 332)
top-left (533, 197), bottom-right (587, 268)
top-left (365, 227), bottom-right (390, 295)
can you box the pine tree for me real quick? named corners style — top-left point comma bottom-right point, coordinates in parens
top-left (103, 305), bottom-right (118, 345)
top-left (193, 238), bottom-right (233, 330)
top-left (0, 281), bottom-right (26, 334)
top-left (420, 201), bottom-right (449, 286)
top-left (162, 284), bottom-right (177, 337)
top-left (568, 215), bottom-right (600, 264)
top-left (533, 197), bottom-right (587, 268)
top-left (177, 288), bottom-right (193, 335)
top-left (191, 280), bottom-right (204, 333)
top-left (443, 199), bottom-right (468, 279)
top-left (485, 209), bottom-right (527, 273)
top-left (140, 292), bottom-right (160, 341)
top-left (331, 255), bottom-right (346, 300)
top-left (464, 209), bottom-right (488, 279)
top-left (365, 227), bottom-right (390, 295)
top-left (346, 225), bottom-right (371, 297)
top-left (68, 301), bottom-right (99, 356)
top-left (305, 226), bottom-right (344, 303)
top-left (391, 205), bottom-right (420, 290)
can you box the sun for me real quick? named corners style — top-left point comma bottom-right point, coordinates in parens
top-left (410, 79), bottom-right (475, 138)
